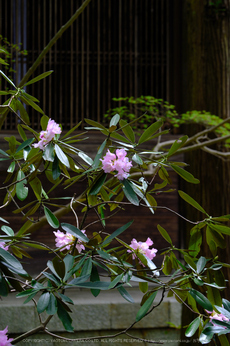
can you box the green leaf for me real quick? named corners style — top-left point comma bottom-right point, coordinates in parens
top-left (43, 142), bottom-right (55, 162)
top-left (44, 206), bottom-right (59, 229)
top-left (102, 220), bottom-right (133, 246)
top-left (189, 226), bottom-right (202, 257)
top-left (78, 151), bottom-right (93, 165)
top-left (54, 144), bottom-right (70, 168)
top-left (108, 274), bottom-right (124, 289)
top-left (0, 248), bottom-right (28, 277)
top-left (85, 119), bottom-right (108, 132)
top-left (57, 299), bottom-right (74, 332)
top-left (222, 299), bottom-right (230, 313)
top-left (167, 136), bottom-right (188, 158)
top-left (0, 277), bottom-right (9, 296)
top-left (117, 286), bottom-right (135, 303)
top-left (209, 224), bottom-right (230, 236)
top-left (46, 293), bottom-right (57, 315)
top-left (7, 161), bottom-right (15, 173)
top-left (0, 70), bottom-right (16, 88)
top-left (17, 124), bottom-right (27, 141)
top-left (119, 119), bottom-right (135, 143)
top-left (196, 256), bottom-right (207, 274)
top-left (61, 223), bottom-right (89, 242)
top-left (189, 289), bottom-right (213, 311)
top-left (15, 100), bottom-right (30, 125)
top-left (122, 179), bottom-right (139, 206)
top-left (24, 70), bottom-right (53, 86)
top-left (92, 139), bottom-right (107, 168)
top-left (1, 226), bottom-right (14, 236)
top-left (178, 190), bottom-right (207, 214)
top-left (214, 306), bottom-right (230, 320)
top-left (16, 170), bottom-right (28, 201)
top-left (109, 113), bottom-right (120, 127)
top-left (52, 155), bottom-right (61, 180)
top-left (138, 120), bottom-right (163, 145)
top-left (132, 153), bottom-right (143, 165)
top-left (0, 149), bottom-right (9, 157)
top-left (20, 94), bottom-right (44, 114)
top-left (63, 255), bottom-right (75, 281)
top-left (37, 292), bottom-right (50, 314)
top-left (136, 291), bottom-right (158, 322)
top-left (171, 165), bottom-right (200, 184)
top-left (68, 281), bottom-right (111, 290)
top-left (89, 173), bottom-right (107, 195)
top-left (184, 255), bottom-right (196, 271)
top-left (29, 177), bottom-right (42, 201)
top-left (185, 316), bottom-right (201, 337)
top-left (157, 224), bottom-right (173, 245)
top-left (90, 265), bottom-right (100, 297)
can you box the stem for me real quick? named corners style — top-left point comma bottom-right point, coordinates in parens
top-left (18, 0), bottom-right (92, 88)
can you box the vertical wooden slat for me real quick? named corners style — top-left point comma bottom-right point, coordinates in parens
top-left (118, 0), bottom-right (122, 102)
top-left (86, 3), bottom-right (90, 119)
top-left (97, 0), bottom-right (100, 121)
top-left (48, 0), bottom-right (52, 117)
top-left (70, 0), bottom-right (74, 128)
top-left (134, 0), bottom-right (138, 100)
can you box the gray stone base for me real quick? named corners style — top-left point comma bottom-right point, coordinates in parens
top-left (0, 288), bottom-right (183, 346)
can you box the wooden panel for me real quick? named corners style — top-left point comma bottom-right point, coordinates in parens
top-left (0, 0), bottom-right (171, 130)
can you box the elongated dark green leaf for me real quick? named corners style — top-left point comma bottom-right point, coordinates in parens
top-left (85, 118), bottom-right (108, 131)
top-left (185, 316), bottom-right (201, 337)
top-left (69, 281), bottom-right (111, 290)
top-left (78, 151), bottom-right (93, 165)
top-left (167, 136), bottom-right (188, 158)
top-left (122, 179), bottom-right (139, 206)
top-left (222, 299), bottom-right (230, 313)
top-left (52, 155), bottom-right (61, 180)
top-left (54, 144), bottom-right (70, 168)
top-left (138, 120), bottom-right (163, 145)
top-left (63, 255), bottom-right (75, 281)
top-left (0, 248), bottom-right (27, 272)
top-left (157, 224), bottom-right (173, 245)
top-left (189, 289), bottom-right (213, 311)
top-left (42, 272), bottom-right (61, 286)
top-left (117, 286), bottom-right (135, 303)
top-left (57, 299), bottom-right (74, 332)
top-left (44, 206), bottom-right (59, 229)
top-left (89, 173), bottom-right (107, 195)
top-left (0, 277), bottom-right (9, 296)
top-left (90, 265), bottom-right (100, 297)
top-left (172, 165), bottom-right (200, 184)
top-left (92, 139), bottom-right (107, 168)
top-left (61, 223), bottom-right (89, 242)
top-left (136, 291), bottom-right (158, 322)
top-left (37, 292), bottom-right (50, 314)
top-left (46, 293), bottom-right (57, 315)
top-left (189, 226), bottom-right (202, 257)
top-left (132, 153), bottom-right (143, 165)
top-left (108, 274), bottom-right (123, 289)
top-left (16, 170), bottom-right (28, 201)
top-left (58, 292), bottom-right (74, 305)
top-left (102, 220), bottom-right (133, 246)
top-left (24, 70), bottom-right (53, 86)
top-left (29, 177), bottom-right (42, 201)
top-left (178, 190), bottom-right (207, 214)
top-left (0, 70), bottom-right (16, 88)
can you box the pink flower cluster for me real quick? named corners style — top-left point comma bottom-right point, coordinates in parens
top-left (33, 119), bottom-right (61, 150)
top-left (0, 242), bottom-right (9, 251)
top-left (128, 237), bottom-right (158, 265)
top-left (206, 307), bottom-right (229, 326)
top-left (0, 326), bottom-right (13, 346)
top-left (53, 230), bottom-right (86, 252)
top-left (100, 149), bottom-right (132, 180)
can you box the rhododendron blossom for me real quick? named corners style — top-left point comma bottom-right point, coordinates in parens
top-left (128, 237), bottom-right (157, 265)
top-left (53, 229), bottom-right (86, 252)
top-left (0, 242), bottom-right (9, 251)
top-left (33, 118), bottom-right (61, 150)
top-left (0, 326), bottom-right (13, 346)
top-left (206, 307), bottom-right (229, 326)
top-left (100, 149), bottom-right (132, 180)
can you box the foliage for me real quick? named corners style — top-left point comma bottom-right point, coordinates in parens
top-left (105, 96), bottom-right (230, 147)
top-left (0, 68), bottom-right (230, 345)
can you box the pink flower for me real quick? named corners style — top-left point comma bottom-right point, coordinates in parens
top-left (53, 229), bottom-right (86, 253)
top-left (0, 242), bottom-right (9, 251)
top-left (33, 119), bottom-right (61, 150)
top-left (0, 326), bottom-right (13, 346)
top-left (100, 149), bottom-right (132, 180)
top-left (128, 237), bottom-right (158, 265)
top-left (206, 307), bottom-right (229, 326)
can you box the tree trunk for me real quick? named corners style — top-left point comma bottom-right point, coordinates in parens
top-left (179, 1), bottom-right (230, 344)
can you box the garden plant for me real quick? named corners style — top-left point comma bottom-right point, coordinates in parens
top-left (1, 1), bottom-right (230, 345)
